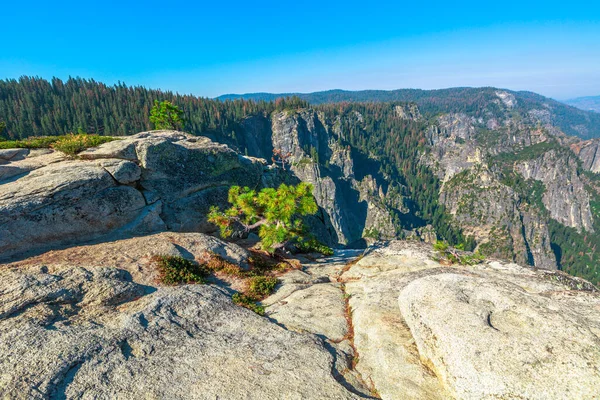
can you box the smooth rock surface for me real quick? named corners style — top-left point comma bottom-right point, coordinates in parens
top-left (399, 273), bottom-right (600, 399)
top-left (341, 241), bottom-right (600, 400)
top-left (0, 265), bottom-right (359, 399)
top-left (7, 232), bottom-right (251, 285)
top-left (266, 283), bottom-right (348, 342)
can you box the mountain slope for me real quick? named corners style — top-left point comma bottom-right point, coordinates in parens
top-left (219, 88), bottom-right (600, 139)
top-left (564, 95), bottom-right (600, 113)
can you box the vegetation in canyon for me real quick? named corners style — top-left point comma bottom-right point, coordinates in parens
top-left (1, 76), bottom-right (600, 284)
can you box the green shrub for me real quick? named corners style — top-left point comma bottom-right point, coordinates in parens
top-left (247, 276), bottom-right (278, 299)
top-left (203, 252), bottom-right (245, 277)
top-left (51, 134), bottom-right (116, 156)
top-left (433, 241), bottom-right (449, 251)
top-left (208, 183), bottom-right (318, 253)
top-left (0, 134), bottom-right (116, 154)
top-left (459, 252), bottom-right (485, 266)
top-left (433, 241), bottom-right (485, 266)
top-left (232, 293), bottom-right (265, 315)
top-left (296, 237), bottom-right (334, 256)
top-left (154, 255), bottom-right (208, 285)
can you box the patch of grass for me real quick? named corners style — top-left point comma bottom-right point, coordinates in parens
top-left (232, 293), bottom-right (265, 316)
top-left (0, 135), bottom-right (62, 149)
top-left (247, 276), bottom-right (278, 299)
top-left (202, 251), bottom-right (282, 315)
top-left (154, 255), bottom-right (208, 285)
top-left (248, 252), bottom-right (277, 272)
top-left (296, 237), bottom-right (334, 256)
top-left (433, 240), bottom-right (449, 251)
top-left (433, 241), bottom-right (485, 266)
top-left (0, 133), bottom-right (116, 155)
top-left (51, 134), bottom-right (116, 156)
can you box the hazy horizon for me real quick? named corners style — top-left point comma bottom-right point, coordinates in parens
top-left (2, 1), bottom-right (599, 100)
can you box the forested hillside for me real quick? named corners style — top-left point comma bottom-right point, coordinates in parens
top-left (1, 77), bottom-right (599, 285)
top-left (220, 88), bottom-right (600, 139)
top-left (565, 95), bottom-right (600, 113)
top-left (0, 77), bottom-right (306, 139)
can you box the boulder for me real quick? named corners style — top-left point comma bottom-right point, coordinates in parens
top-left (0, 131), bottom-right (264, 259)
top-left (399, 273), bottom-right (600, 399)
top-left (341, 241), bottom-right (600, 400)
top-left (0, 161), bottom-right (147, 258)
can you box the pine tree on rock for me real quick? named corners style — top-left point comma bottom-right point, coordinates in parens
top-left (149, 100), bottom-right (185, 130)
top-left (208, 183), bottom-right (318, 253)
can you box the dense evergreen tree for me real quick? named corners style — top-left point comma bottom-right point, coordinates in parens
top-left (0, 76), bottom-right (308, 139)
top-left (150, 100), bottom-right (185, 130)
top-left (208, 183), bottom-right (318, 253)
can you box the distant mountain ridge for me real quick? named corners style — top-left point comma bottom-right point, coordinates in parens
top-left (218, 87), bottom-right (600, 139)
top-left (564, 95), bottom-right (600, 113)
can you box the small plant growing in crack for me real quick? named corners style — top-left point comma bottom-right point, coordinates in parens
top-left (232, 293), bottom-right (266, 316)
top-left (433, 240), bottom-right (485, 266)
top-left (153, 255), bottom-right (208, 285)
top-left (247, 276), bottom-right (278, 299)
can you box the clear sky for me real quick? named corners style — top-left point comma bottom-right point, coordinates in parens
top-left (2, 0), bottom-right (599, 99)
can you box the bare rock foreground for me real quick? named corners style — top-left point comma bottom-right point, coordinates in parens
top-left (1, 234), bottom-right (598, 399)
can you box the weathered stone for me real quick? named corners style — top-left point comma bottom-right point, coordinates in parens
top-left (7, 232), bottom-right (251, 285)
top-left (0, 131), bottom-right (265, 258)
top-left (266, 283), bottom-right (348, 342)
top-left (573, 138), bottom-right (600, 173)
top-left (399, 273), bottom-right (600, 399)
top-left (0, 148), bottom-right (28, 162)
top-left (0, 150), bottom-right (65, 183)
top-left (0, 265), bottom-right (359, 399)
top-left (78, 137), bottom-right (138, 160)
top-left (100, 159), bottom-right (141, 184)
top-left (341, 241), bottom-right (600, 400)
top-left (0, 161), bottom-right (146, 258)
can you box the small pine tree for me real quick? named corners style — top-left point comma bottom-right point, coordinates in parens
top-left (208, 183), bottom-right (318, 253)
top-left (149, 100), bottom-right (185, 130)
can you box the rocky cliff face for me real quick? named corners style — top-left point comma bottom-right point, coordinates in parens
top-left (214, 96), bottom-right (600, 274)
top-left (0, 131), bottom-right (265, 258)
top-left (440, 166), bottom-right (556, 269)
top-left (238, 109), bottom-right (406, 246)
top-left (3, 96), bottom-right (599, 279)
top-left (421, 91), bottom-right (599, 270)
top-left (514, 149), bottom-right (594, 232)
top-left (572, 138), bottom-right (600, 173)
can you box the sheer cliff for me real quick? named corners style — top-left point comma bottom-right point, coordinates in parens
top-left (207, 93), bottom-right (600, 283)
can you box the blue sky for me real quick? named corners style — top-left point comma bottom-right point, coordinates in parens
top-left (2, 0), bottom-right (599, 99)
